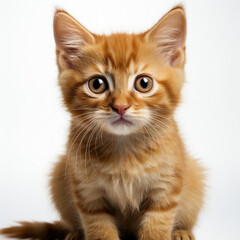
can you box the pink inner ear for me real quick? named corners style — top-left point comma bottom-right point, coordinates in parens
top-left (58, 50), bottom-right (76, 69)
top-left (63, 55), bottom-right (75, 69)
top-left (170, 51), bottom-right (180, 67)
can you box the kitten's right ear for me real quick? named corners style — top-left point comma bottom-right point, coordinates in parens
top-left (53, 10), bottom-right (95, 68)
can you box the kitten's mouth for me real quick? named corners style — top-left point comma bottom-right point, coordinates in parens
top-left (112, 117), bottom-right (133, 126)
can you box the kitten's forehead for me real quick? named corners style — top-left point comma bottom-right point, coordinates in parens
top-left (100, 33), bottom-right (140, 70)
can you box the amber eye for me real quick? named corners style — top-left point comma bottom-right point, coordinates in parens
top-left (88, 76), bottom-right (109, 94)
top-left (134, 75), bottom-right (153, 93)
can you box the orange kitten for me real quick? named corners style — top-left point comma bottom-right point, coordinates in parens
top-left (1, 6), bottom-right (205, 240)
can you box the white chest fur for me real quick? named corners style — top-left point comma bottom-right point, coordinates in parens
top-left (97, 169), bottom-right (162, 211)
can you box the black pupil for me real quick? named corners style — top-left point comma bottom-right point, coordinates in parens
top-left (140, 78), bottom-right (148, 88)
top-left (93, 78), bottom-right (104, 90)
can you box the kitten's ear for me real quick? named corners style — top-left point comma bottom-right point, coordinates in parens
top-left (53, 10), bottom-right (95, 68)
top-left (145, 6), bottom-right (186, 67)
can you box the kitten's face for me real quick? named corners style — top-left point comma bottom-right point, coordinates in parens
top-left (54, 7), bottom-right (186, 136)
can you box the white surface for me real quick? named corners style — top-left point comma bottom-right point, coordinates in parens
top-left (0, 0), bottom-right (240, 239)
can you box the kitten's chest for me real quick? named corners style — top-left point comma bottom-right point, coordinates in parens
top-left (98, 169), bottom-right (160, 211)
top-left (77, 154), bottom-right (174, 212)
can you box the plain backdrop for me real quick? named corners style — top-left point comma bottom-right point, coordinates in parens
top-left (0, 0), bottom-right (240, 239)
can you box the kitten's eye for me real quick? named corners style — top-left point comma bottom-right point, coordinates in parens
top-left (134, 75), bottom-right (153, 93)
top-left (88, 76), bottom-right (109, 94)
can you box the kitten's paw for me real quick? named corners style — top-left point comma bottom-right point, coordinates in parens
top-left (172, 230), bottom-right (194, 240)
top-left (65, 231), bottom-right (84, 240)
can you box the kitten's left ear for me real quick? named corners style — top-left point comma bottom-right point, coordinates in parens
top-left (145, 6), bottom-right (186, 67)
top-left (53, 9), bottom-right (95, 68)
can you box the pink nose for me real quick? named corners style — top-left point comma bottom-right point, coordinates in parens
top-left (111, 104), bottom-right (130, 116)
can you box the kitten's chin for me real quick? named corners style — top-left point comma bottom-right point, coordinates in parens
top-left (106, 120), bottom-right (138, 136)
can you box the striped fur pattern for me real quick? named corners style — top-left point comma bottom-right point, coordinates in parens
top-left (1, 5), bottom-right (205, 240)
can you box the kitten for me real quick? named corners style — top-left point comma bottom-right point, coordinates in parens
top-left (1, 5), bottom-right (205, 240)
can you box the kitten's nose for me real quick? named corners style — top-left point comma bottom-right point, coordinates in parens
top-left (111, 104), bottom-right (131, 116)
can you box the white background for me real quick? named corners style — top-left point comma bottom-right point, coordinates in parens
top-left (0, 0), bottom-right (240, 239)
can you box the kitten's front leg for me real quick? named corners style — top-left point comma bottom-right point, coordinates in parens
top-left (71, 181), bottom-right (119, 240)
top-left (81, 212), bottom-right (119, 240)
top-left (138, 188), bottom-right (180, 240)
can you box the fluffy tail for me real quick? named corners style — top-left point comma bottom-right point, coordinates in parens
top-left (0, 221), bottom-right (70, 239)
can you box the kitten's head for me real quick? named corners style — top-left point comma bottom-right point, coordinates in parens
top-left (54, 6), bottom-right (186, 136)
